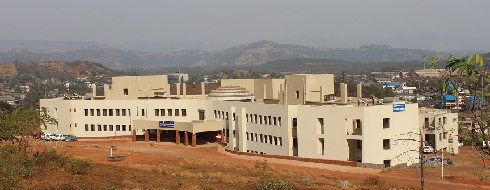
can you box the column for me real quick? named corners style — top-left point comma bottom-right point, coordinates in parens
top-left (145, 129), bottom-right (149, 142)
top-left (219, 130), bottom-right (224, 144)
top-left (156, 129), bottom-right (161, 143)
top-left (132, 129), bottom-right (136, 142)
top-left (176, 131), bottom-right (180, 145)
top-left (184, 131), bottom-right (189, 146)
top-left (192, 133), bottom-right (197, 147)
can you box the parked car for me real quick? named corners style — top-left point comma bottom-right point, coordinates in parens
top-left (428, 156), bottom-right (442, 163)
top-left (33, 133), bottom-right (42, 139)
top-left (41, 133), bottom-right (49, 140)
top-left (65, 135), bottom-right (78, 142)
top-left (45, 134), bottom-right (56, 141)
top-left (53, 134), bottom-right (66, 141)
top-left (423, 146), bottom-right (435, 154)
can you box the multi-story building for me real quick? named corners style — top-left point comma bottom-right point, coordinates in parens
top-left (40, 74), bottom-right (458, 168)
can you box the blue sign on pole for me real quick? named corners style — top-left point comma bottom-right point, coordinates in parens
top-left (393, 104), bottom-right (405, 112)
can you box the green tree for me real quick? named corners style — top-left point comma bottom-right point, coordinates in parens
top-left (0, 101), bottom-right (13, 113)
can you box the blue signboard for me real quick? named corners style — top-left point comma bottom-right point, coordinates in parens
top-left (393, 104), bottom-right (405, 112)
top-left (159, 121), bottom-right (175, 128)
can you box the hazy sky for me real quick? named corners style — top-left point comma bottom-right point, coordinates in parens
top-left (1, 0), bottom-right (490, 51)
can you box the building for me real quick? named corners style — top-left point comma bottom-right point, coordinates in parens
top-left (40, 74), bottom-right (459, 168)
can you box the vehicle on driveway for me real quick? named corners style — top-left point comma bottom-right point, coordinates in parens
top-left (423, 146), bottom-right (435, 154)
top-left (45, 134), bottom-right (56, 141)
top-left (54, 134), bottom-right (66, 141)
top-left (65, 135), bottom-right (78, 142)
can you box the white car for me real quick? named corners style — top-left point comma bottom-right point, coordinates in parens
top-left (54, 134), bottom-right (66, 141)
top-left (423, 146), bottom-right (434, 154)
top-left (45, 134), bottom-right (56, 141)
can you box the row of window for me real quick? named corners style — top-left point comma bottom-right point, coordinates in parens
top-left (155, 109), bottom-right (187, 117)
top-left (84, 109), bottom-right (130, 117)
top-left (246, 132), bottom-right (283, 146)
top-left (214, 110), bottom-right (230, 120)
top-left (246, 114), bottom-right (282, 126)
top-left (84, 124), bottom-right (132, 132)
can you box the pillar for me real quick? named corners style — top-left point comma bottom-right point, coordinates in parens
top-left (192, 133), bottom-right (196, 147)
top-left (220, 130), bottom-right (224, 144)
top-left (145, 129), bottom-right (149, 142)
top-left (132, 129), bottom-right (136, 142)
top-left (157, 129), bottom-right (161, 143)
top-left (357, 83), bottom-right (362, 99)
top-left (184, 131), bottom-right (189, 146)
top-left (201, 82), bottom-right (205, 99)
top-left (176, 131), bottom-right (180, 145)
top-left (176, 83), bottom-right (181, 98)
top-left (183, 83), bottom-right (187, 99)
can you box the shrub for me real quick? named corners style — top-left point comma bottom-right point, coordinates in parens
top-left (252, 175), bottom-right (292, 190)
top-left (70, 158), bottom-right (94, 175)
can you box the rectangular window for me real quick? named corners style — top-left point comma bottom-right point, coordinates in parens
top-left (269, 136), bottom-right (273, 144)
top-left (116, 109), bottom-right (120, 116)
top-left (383, 118), bottom-right (390, 129)
top-left (273, 117), bottom-right (277, 126)
top-left (264, 135), bottom-right (268, 143)
top-left (116, 125), bottom-right (121, 131)
top-left (122, 109), bottom-right (126, 116)
top-left (254, 115), bottom-right (258, 123)
top-left (182, 109), bottom-right (187, 116)
top-left (109, 125), bottom-right (114, 131)
top-left (443, 132), bottom-right (447, 139)
top-left (424, 117), bottom-right (430, 128)
top-left (74, 108), bottom-right (76, 112)
top-left (438, 118), bottom-right (442, 125)
top-left (75, 123), bottom-right (77, 128)
top-left (383, 139), bottom-right (390, 150)
top-left (128, 109), bottom-right (131, 116)
top-left (129, 125), bottom-right (131, 131)
top-left (255, 133), bottom-right (258, 142)
top-left (246, 132), bottom-right (249, 140)
top-left (155, 109), bottom-right (159, 116)
top-left (274, 136), bottom-right (278, 145)
top-left (355, 119), bottom-right (362, 129)
top-left (97, 125), bottom-right (102, 131)
top-left (317, 118), bottom-right (324, 134)
top-left (246, 114), bottom-right (249, 122)
top-left (160, 109), bottom-right (165, 116)
top-left (91, 124), bottom-right (95, 131)
top-left (109, 109), bottom-right (113, 116)
top-left (90, 109), bottom-right (94, 116)
top-left (318, 138), bottom-right (324, 155)
top-left (167, 109), bottom-right (172, 116)
top-left (84, 109), bottom-right (88, 116)
top-left (293, 138), bottom-right (298, 147)
top-left (123, 88), bottom-right (128, 95)
top-left (141, 109), bottom-right (145, 116)
top-left (259, 115), bottom-right (263, 124)
top-left (85, 124), bottom-right (89, 131)
top-left (122, 125), bottom-right (126, 131)
top-left (103, 109), bottom-right (107, 116)
top-left (96, 109), bottom-right (100, 116)
top-left (103, 125), bottom-right (107, 131)
top-left (268, 116), bottom-right (272, 125)
top-left (292, 118), bottom-right (297, 128)
top-left (175, 109), bottom-right (179, 116)
top-left (278, 117), bottom-right (281, 126)
top-left (443, 117), bottom-right (447, 124)
top-left (356, 140), bottom-right (362, 150)
top-left (260, 134), bottom-right (264, 143)
top-left (233, 113), bottom-right (236, 121)
top-left (295, 90), bottom-right (300, 98)
top-left (214, 110), bottom-right (217, 118)
top-left (250, 133), bottom-right (254, 141)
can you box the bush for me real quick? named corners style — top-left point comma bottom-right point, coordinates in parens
top-left (70, 158), bottom-right (94, 175)
top-left (252, 176), bottom-right (292, 190)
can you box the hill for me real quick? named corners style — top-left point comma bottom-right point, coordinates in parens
top-left (0, 40), bottom-right (441, 69)
top-left (0, 60), bottom-right (132, 80)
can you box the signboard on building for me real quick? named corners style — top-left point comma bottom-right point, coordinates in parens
top-left (159, 121), bottom-right (175, 128)
top-left (393, 104), bottom-right (405, 112)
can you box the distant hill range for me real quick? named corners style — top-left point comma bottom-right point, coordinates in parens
top-left (0, 61), bottom-right (132, 80)
top-left (0, 40), bottom-right (481, 70)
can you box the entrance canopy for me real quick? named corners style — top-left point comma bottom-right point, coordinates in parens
top-left (133, 118), bottom-right (223, 133)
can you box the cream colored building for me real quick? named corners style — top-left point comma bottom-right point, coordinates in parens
top-left (40, 74), bottom-right (458, 168)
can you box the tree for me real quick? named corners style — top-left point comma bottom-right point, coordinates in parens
top-left (0, 101), bottom-right (13, 113)
top-left (428, 53), bottom-right (490, 179)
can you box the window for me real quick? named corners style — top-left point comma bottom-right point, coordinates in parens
top-left (383, 118), bottom-right (390, 129)
top-left (129, 125), bottom-right (131, 131)
top-left (128, 109), bottom-right (131, 116)
top-left (295, 91), bottom-right (300, 98)
top-left (318, 138), bottom-right (324, 155)
top-left (103, 109), bottom-right (107, 116)
top-left (438, 118), bottom-right (442, 125)
top-left (292, 118), bottom-right (297, 128)
top-left (246, 132), bottom-right (249, 140)
top-left (141, 109), bottom-right (145, 116)
top-left (317, 118), bottom-right (324, 134)
top-left (182, 109), bottom-right (187, 116)
top-left (123, 88), bottom-right (128, 95)
top-left (439, 133), bottom-right (442, 141)
top-left (103, 125), bottom-right (107, 131)
top-left (424, 117), bottom-right (430, 128)
top-left (268, 116), bottom-right (272, 125)
top-left (233, 113), bottom-right (236, 121)
top-left (168, 109), bottom-right (172, 116)
top-left (175, 109), bottom-right (179, 116)
top-left (274, 136), bottom-right (278, 145)
top-left (264, 135), bottom-right (268, 143)
top-left (96, 109), bottom-right (101, 116)
top-left (273, 117), bottom-right (277, 126)
top-left (269, 136), bottom-right (273, 144)
top-left (91, 124), bottom-right (95, 131)
top-left (250, 133), bottom-right (254, 141)
top-left (84, 109), bottom-right (88, 116)
top-left (97, 125), bottom-right (102, 131)
top-left (116, 125), bottom-right (121, 131)
top-left (116, 109), bottom-right (120, 116)
top-left (260, 134), bottom-right (263, 142)
top-left (74, 108), bottom-right (76, 112)
top-left (293, 138), bottom-right (298, 147)
top-left (254, 114), bottom-right (258, 124)
top-left (155, 109), bottom-right (159, 116)
top-left (278, 117), bottom-right (281, 126)
top-left (255, 133), bottom-right (258, 142)
top-left (109, 109), bottom-right (113, 116)
top-left (122, 109), bottom-right (126, 116)
top-left (90, 109), bottom-right (94, 116)
top-left (75, 123), bottom-right (77, 128)
top-left (109, 125), bottom-right (114, 131)
top-left (85, 124), bottom-right (89, 131)
top-left (278, 137), bottom-right (282, 146)
top-left (122, 125), bottom-right (126, 131)
top-left (259, 115), bottom-right (263, 124)
top-left (443, 132), bottom-right (447, 139)
top-left (356, 140), bottom-right (362, 150)
top-left (246, 114), bottom-right (249, 122)
top-left (355, 119), bottom-right (362, 129)
top-left (443, 117), bottom-right (447, 124)
top-left (383, 139), bottom-right (390, 150)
